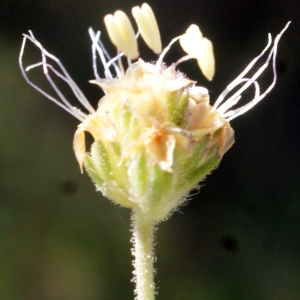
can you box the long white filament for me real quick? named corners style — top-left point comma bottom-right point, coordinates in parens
top-left (88, 28), bottom-right (123, 79)
top-left (20, 22), bottom-right (290, 123)
top-left (214, 22), bottom-right (291, 121)
top-left (19, 31), bottom-right (95, 121)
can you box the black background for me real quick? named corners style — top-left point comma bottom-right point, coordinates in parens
top-left (0, 1), bottom-right (299, 299)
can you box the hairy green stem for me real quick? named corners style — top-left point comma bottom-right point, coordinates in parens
top-left (132, 209), bottom-right (156, 300)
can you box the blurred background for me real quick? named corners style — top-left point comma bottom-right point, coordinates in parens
top-left (0, 0), bottom-right (299, 299)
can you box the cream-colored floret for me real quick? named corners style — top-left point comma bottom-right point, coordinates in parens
top-left (73, 59), bottom-right (233, 174)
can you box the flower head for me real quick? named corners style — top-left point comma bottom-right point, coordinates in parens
top-left (19, 3), bottom-right (290, 221)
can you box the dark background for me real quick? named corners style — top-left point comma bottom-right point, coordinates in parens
top-left (0, 1), bottom-right (299, 299)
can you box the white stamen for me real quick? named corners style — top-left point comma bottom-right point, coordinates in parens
top-left (214, 22), bottom-right (291, 121)
top-left (20, 15), bottom-right (290, 126)
top-left (19, 31), bottom-right (95, 121)
top-left (156, 36), bottom-right (181, 72)
top-left (88, 28), bottom-right (122, 79)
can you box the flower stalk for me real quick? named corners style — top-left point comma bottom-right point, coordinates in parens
top-left (132, 210), bottom-right (156, 300)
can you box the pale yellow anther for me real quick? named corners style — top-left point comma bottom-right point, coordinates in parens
top-left (180, 24), bottom-right (215, 80)
top-left (180, 24), bottom-right (203, 55)
top-left (132, 3), bottom-right (162, 54)
top-left (104, 10), bottom-right (139, 60)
